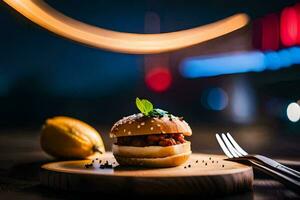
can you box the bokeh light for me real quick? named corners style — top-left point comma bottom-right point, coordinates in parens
top-left (262, 14), bottom-right (279, 50)
top-left (206, 88), bottom-right (228, 111)
top-left (231, 79), bottom-right (256, 124)
top-left (145, 67), bottom-right (172, 92)
top-left (181, 47), bottom-right (300, 78)
top-left (287, 102), bottom-right (300, 122)
top-left (280, 7), bottom-right (299, 47)
top-left (3, 0), bottom-right (249, 54)
top-left (180, 51), bottom-right (265, 78)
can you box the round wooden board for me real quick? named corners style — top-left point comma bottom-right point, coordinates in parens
top-left (40, 152), bottom-right (253, 196)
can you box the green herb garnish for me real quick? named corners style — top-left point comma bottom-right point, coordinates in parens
top-left (135, 97), bottom-right (168, 117)
top-left (136, 97), bottom-right (153, 116)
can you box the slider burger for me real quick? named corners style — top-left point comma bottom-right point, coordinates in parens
top-left (110, 98), bottom-right (192, 167)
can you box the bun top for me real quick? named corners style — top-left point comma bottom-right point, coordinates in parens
top-left (110, 113), bottom-right (192, 138)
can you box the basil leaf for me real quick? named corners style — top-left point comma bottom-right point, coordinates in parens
top-left (141, 99), bottom-right (153, 115)
top-left (135, 97), bottom-right (169, 117)
top-left (136, 97), bottom-right (153, 116)
top-left (136, 97), bottom-right (145, 114)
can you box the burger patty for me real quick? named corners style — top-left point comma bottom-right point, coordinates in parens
top-left (116, 133), bottom-right (186, 147)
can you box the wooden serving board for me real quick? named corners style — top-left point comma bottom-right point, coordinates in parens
top-left (40, 152), bottom-right (253, 196)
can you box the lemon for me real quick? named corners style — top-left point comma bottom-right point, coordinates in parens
top-left (40, 116), bottom-right (105, 159)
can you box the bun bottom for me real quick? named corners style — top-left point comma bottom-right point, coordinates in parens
top-left (114, 152), bottom-right (191, 168)
top-left (112, 142), bottom-right (191, 158)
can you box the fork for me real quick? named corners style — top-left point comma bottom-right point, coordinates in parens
top-left (216, 132), bottom-right (300, 192)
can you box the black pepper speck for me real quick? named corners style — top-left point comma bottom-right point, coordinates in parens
top-left (205, 163), bottom-right (207, 166)
top-left (222, 165), bottom-right (225, 167)
top-left (188, 164), bottom-right (191, 168)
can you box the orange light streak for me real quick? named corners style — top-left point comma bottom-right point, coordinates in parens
top-left (4, 0), bottom-right (249, 54)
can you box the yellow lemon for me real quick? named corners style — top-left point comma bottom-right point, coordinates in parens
top-left (40, 116), bottom-right (105, 159)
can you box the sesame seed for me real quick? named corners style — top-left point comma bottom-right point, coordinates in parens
top-left (128, 131), bottom-right (131, 135)
top-left (141, 122), bottom-right (145, 125)
top-left (157, 124), bottom-right (161, 127)
top-left (123, 129), bottom-right (126, 133)
top-left (137, 125), bottom-right (141, 128)
top-left (150, 127), bottom-right (154, 130)
top-left (162, 131), bottom-right (166, 133)
top-left (151, 120), bottom-right (154, 123)
top-left (128, 121), bottom-right (132, 124)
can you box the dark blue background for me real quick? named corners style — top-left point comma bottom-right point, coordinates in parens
top-left (0, 0), bottom-right (299, 126)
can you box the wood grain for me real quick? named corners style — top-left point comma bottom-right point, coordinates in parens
top-left (40, 153), bottom-right (253, 196)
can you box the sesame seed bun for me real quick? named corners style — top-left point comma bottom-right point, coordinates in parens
top-left (114, 151), bottom-right (191, 168)
top-left (110, 113), bottom-right (192, 138)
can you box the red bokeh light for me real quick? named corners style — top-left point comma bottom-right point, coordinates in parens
top-left (252, 14), bottom-right (279, 50)
top-left (262, 14), bottom-right (279, 50)
top-left (280, 7), bottom-right (299, 46)
top-left (295, 3), bottom-right (300, 44)
top-left (145, 67), bottom-right (172, 92)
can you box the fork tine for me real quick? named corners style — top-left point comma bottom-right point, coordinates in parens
top-left (221, 133), bottom-right (242, 157)
top-left (216, 134), bottom-right (233, 158)
top-left (226, 133), bottom-right (248, 156)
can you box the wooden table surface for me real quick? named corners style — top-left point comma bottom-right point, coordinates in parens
top-left (0, 129), bottom-right (299, 199)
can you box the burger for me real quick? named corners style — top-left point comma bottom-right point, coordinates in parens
top-left (110, 98), bottom-right (192, 167)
